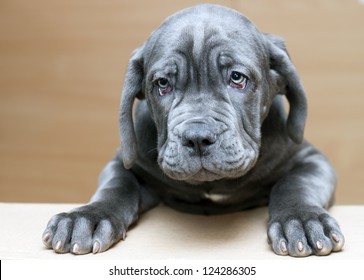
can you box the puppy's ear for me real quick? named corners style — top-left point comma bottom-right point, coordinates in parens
top-left (265, 34), bottom-right (307, 144)
top-left (119, 45), bottom-right (145, 169)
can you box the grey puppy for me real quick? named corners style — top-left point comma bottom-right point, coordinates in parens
top-left (42, 4), bottom-right (345, 257)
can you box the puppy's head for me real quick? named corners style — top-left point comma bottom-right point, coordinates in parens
top-left (119, 4), bottom-right (307, 184)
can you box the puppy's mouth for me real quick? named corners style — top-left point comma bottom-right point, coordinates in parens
top-left (168, 166), bottom-right (223, 185)
top-left (158, 147), bottom-right (256, 184)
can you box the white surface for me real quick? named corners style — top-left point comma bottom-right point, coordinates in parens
top-left (0, 203), bottom-right (363, 260)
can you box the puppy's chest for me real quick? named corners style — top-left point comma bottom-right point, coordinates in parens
top-left (171, 176), bottom-right (273, 208)
top-left (163, 182), bottom-right (270, 214)
top-left (202, 191), bottom-right (232, 203)
top-left (183, 182), bottom-right (261, 205)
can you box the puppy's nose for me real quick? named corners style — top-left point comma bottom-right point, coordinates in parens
top-left (182, 125), bottom-right (217, 155)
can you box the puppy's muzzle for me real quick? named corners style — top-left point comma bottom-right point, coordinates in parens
top-left (181, 122), bottom-right (218, 156)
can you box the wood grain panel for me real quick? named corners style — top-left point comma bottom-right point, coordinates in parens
top-left (0, 0), bottom-right (363, 203)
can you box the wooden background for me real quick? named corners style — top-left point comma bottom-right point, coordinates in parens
top-left (1, 0), bottom-right (363, 204)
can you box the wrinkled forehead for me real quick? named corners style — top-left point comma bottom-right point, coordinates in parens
top-left (144, 5), bottom-right (267, 70)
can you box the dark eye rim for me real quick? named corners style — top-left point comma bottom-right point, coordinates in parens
top-left (155, 78), bottom-right (173, 96)
top-left (230, 71), bottom-right (248, 89)
top-left (156, 78), bottom-right (170, 88)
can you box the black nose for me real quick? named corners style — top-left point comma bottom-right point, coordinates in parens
top-left (182, 125), bottom-right (217, 155)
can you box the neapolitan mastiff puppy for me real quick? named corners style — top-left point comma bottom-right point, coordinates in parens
top-left (42, 4), bottom-right (345, 256)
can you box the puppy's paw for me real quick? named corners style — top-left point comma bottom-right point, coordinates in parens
top-left (42, 204), bottom-right (127, 255)
top-left (267, 207), bottom-right (344, 257)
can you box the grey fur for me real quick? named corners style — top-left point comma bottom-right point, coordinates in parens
top-left (42, 4), bottom-right (344, 257)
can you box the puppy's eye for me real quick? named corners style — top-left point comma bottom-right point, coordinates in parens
top-left (230, 71), bottom-right (248, 90)
top-left (156, 78), bottom-right (173, 96)
top-left (157, 78), bottom-right (169, 88)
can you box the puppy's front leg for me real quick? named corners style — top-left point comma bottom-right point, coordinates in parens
top-left (267, 147), bottom-right (345, 257)
top-left (42, 151), bottom-right (160, 254)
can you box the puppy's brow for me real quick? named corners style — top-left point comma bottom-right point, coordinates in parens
top-left (219, 54), bottom-right (233, 66)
